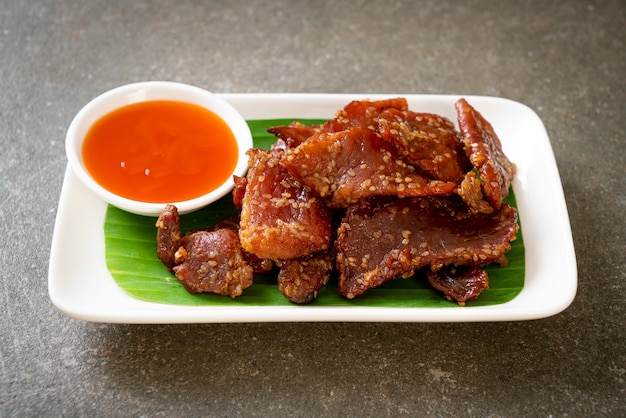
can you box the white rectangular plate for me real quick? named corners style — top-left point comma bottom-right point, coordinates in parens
top-left (48, 93), bottom-right (577, 323)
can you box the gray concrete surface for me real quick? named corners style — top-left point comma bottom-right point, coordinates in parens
top-left (1, 1), bottom-right (624, 416)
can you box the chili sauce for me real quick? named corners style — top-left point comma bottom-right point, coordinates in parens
top-left (82, 100), bottom-right (239, 203)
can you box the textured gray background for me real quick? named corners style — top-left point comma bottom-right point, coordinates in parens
top-left (1, 1), bottom-right (624, 416)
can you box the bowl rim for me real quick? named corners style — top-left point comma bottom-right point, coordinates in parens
top-left (65, 81), bottom-right (252, 216)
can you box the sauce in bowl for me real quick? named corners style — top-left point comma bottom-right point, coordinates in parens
top-left (82, 100), bottom-right (239, 203)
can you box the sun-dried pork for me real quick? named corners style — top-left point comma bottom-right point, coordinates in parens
top-left (280, 127), bottom-right (457, 208)
top-left (455, 98), bottom-right (516, 211)
top-left (156, 97), bottom-right (519, 305)
top-left (173, 228), bottom-right (253, 297)
top-left (427, 265), bottom-right (489, 306)
top-left (156, 204), bottom-right (256, 297)
top-left (276, 250), bottom-right (334, 304)
top-left (335, 197), bottom-right (518, 299)
top-left (377, 109), bottom-right (468, 182)
top-left (239, 148), bottom-right (332, 260)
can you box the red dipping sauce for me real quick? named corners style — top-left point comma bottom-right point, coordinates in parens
top-left (82, 100), bottom-right (239, 203)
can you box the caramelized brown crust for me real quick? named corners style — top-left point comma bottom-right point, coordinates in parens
top-left (427, 265), bottom-right (489, 306)
top-left (280, 127), bottom-right (457, 207)
top-left (239, 148), bottom-right (332, 260)
top-left (335, 197), bottom-right (518, 299)
top-left (455, 98), bottom-right (516, 210)
top-left (173, 229), bottom-right (253, 297)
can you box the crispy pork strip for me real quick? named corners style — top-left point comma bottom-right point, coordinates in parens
top-left (239, 148), bottom-right (332, 260)
top-left (455, 98), bottom-right (516, 211)
top-left (280, 127), bottom-right (457, 208)
top-left (335, 197), bottom-right (518, 299)
top-left (276, 250), bottom-right (334, 304)
top-left (173, 228), bottom-right (253, 297)
top-left (427, 265), bottom-right (489, 306)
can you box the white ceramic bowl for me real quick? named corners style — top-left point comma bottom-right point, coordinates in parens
top-left (65, 81), bottom-right (252, 216)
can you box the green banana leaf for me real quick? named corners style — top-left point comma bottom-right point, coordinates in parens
top-left (104, 119), bottom-right (525, 308)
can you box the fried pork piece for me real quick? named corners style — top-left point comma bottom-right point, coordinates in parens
top-left (427, 265), bottom-right (489, 306)
top-left (155, 204), bottom-right (181, 270)
top-left (155, 205), bottom-right (255, 297)
top-left (276, 250), bottom-right (334, 304)
top-left (280, 127), bottom-right (457, 208)
top-left (239, 148), bottom-right (332, 260)
top-left (335, 197), bottom-right (518, 299)
top-left (173, 228), bottom-right (253, 297)
top-left (324, 97), bottom-right (409, 132)
top-left (377, 109), bottom-right (469, 183)
top-left (455, 98), bottom-right (516, 211)
top-left (156, 205), bottom-right (253, 297)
